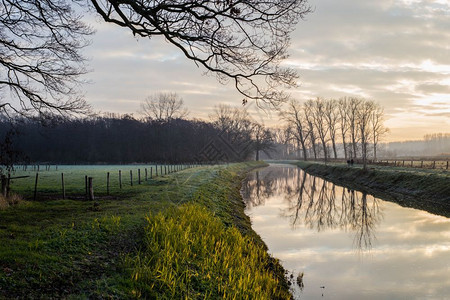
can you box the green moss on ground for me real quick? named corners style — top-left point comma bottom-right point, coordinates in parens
top-left (294, 161), bottom-right (450, 217)
top-left (0, 162), bottom-right (291, 299)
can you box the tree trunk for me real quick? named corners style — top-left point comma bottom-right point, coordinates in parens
top-left (320, 140), bottom-right (328, 163)
top-left (342, 135), bottom-right (347, 160)
top-left (373, 143), bottom-right (377, 161)
top-left (332, 139), bottom-right (337, 159)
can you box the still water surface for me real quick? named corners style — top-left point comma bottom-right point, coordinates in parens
top-left (242, 164), bottom-right (450, 300)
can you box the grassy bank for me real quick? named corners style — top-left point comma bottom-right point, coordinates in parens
top-left (0, 162), bottom-right (290, 299)
top-left (293, 161), bottom-right (450, 217)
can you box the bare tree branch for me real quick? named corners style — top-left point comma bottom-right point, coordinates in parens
top-left (140, 92), bottom-right (189, 121)
top-left (0, 0), bottom-right (93, 119)
top-left (89, 0), bottom-right (312, 106)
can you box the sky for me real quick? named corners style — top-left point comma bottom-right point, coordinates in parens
top-left (82, 0), bottom-right (450, 142)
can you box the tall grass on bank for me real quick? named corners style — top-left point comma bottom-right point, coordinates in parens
top-left (125, 204), bottom-right (290, 299)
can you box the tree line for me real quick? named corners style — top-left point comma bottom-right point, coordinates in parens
top-left (278, 97), bottom-right (388, 169)
top-left (0, 115), bottom-right (216, 164)
top-left (0, 104), bottom-right (275, 167)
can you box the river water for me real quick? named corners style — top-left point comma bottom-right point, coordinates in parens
top-left (241, 164), bottom-right (450, 300)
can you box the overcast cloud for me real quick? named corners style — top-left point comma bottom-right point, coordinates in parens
top-left (82, 0), bottom-right (450, 141)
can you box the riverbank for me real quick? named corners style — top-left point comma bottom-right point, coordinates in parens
top-left (293, 161), bottom-right (450, 217)
top-left (0, 162), bottom-right (291, 299)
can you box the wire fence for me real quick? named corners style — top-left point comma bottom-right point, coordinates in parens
top-left (2, 163), bottom-right (203, 200)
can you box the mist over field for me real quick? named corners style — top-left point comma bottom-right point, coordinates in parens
top-left (379, 133), bottom-right (450, 158)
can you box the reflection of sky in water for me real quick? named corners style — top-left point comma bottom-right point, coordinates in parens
top-left (242, 165), bottom-right (450, 300)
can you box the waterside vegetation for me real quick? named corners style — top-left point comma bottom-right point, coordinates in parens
top-left (294, 161), bottom-right (450, 217)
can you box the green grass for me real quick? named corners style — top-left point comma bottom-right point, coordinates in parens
top-left (0, 161), bottom-right (290, 299)
top-left (8, 164), bottom-right (182, 198)
top-left (292, 160), bottom-right (450, 217)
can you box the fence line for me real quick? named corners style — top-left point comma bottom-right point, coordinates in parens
top-left (11, 163), bottom-right (201, 201)
top-left (374, 159), bottom-right (449, 170)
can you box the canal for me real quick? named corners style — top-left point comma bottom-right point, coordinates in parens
top-left (242, 164), bottom-right (450, 299)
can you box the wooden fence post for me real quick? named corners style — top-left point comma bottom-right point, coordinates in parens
top-left (61, 173), bottom-right (65, 200)
top-left (150, 167), bottom-right (153, 179)
top-left (433, 161), bottom-right (436, 169)
top-left (130, 170), bottom-right (133, 186)
top-left (88, 177), bottom-right (94, 201)
top-left (145, 168), bottom-right (148, 181)
top-left (447, 161), bottom-right (449, 170)
top-left (85, 175), bottom-right (88, 200)
top-left (155, 164), bottom-right (158, 176)
top-left (107, 172), bottom-right (110, 195)
top-left (138, 169), bottom-right (141, 184)
top-left (410, 160), bottom-right (413, 167)
top-left (34, 173), bottom-right (39, 201)
top-left (119, 170), bottom-right (122, 189)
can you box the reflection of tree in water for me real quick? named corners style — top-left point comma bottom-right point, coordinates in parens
top-left (242, 167), bottom-right (296, 208)
top-left (284, 169), bottom-right (383, 251)
top-left (243, 167), bottom-right (383, 251)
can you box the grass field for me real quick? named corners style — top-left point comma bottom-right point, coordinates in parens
top-left (7, 164), bottom-right (193, 199)
top-left (0, 161), bottom-right (291, 299)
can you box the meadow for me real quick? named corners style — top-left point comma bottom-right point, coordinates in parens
top-left (0, 162), bottom-right (291, 299)
top-left (7, 164), bottom-right (191, 199)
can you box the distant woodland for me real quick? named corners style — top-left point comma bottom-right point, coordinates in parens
top-left (1, 102), bottom-right (448, 166)
top-left (0, 116), bottom-right (221, 164)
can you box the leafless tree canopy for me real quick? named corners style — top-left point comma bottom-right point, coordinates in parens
top-left (141, 92), bottom-right (188, 121)
top-left (281, 97), bottom-right (389, 167)
top-left (90, 0), bottom-right (312, 106)
top-left (1, 0), bottom-right (311, 119)
top-left (0, 0), bottom-right (93, 119)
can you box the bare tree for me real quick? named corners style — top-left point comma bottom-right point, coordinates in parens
top-left (347, 97), bottom-right (362, 159)
top-left (141, 92), bottom-right (188, 121)
top-left (273, 127), bottom-right (292, 158)
top-left (209, 104), bottom-right (254, 159)
top-left (304, 100), bottom-right (318, 160)
top-left (370, 104), bottom-right (389, 161)
top-left (90, 0), bottom-right (312, 106)
top-left (357, 100), bottom-right (375, 170)
top-left (0, 0), bottom-right (92, 119)
top-left (337, 98), bottom-right (350, 160)
top-left (309, 98), bottom-right (329, 162)
top-left (1, 0), bottom-right (313, 121)
top-left (324, 98), bottom-right (339, 159)
top-left (280, 98), bottom-right (309, 160)
top-left (251, 123), bottom-right (275, 161)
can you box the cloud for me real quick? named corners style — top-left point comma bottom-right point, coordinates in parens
top-left (79, 0), bottom-right (450, 140)
top-left (417, 83), bottom-right (450, 94)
